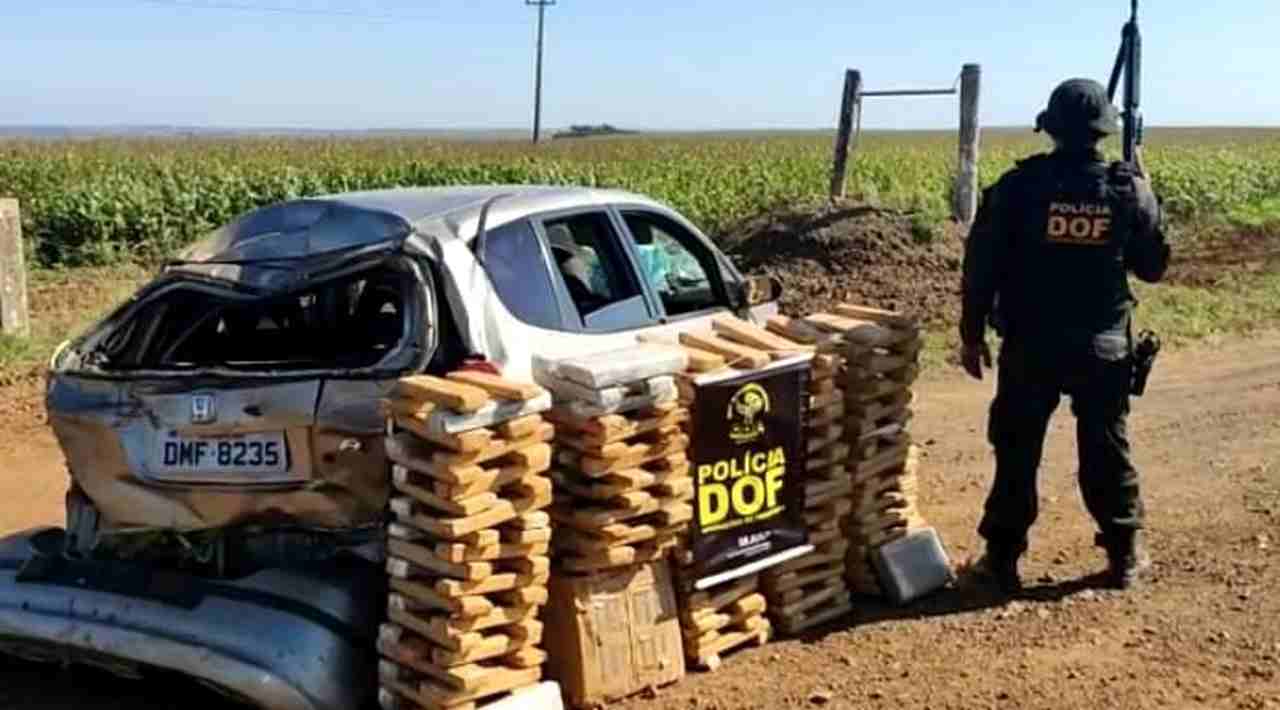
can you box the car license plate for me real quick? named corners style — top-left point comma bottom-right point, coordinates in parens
top-left (152, 432), bottom-right (289, 481)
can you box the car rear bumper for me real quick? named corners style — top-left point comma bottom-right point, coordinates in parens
top-left (0, 528), bottom-right (383, 710)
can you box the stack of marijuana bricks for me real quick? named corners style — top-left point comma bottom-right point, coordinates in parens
top-left (670, 568), bottom-right (770, 671)
top-left (735, 317), bottom-right (855, 635)
top-left (837, 306), bottom-right (928, 598)
top-left (533, 344), bottom-right (694, 575)
top-left (378, 371), bottom-right (556, 710)
top-left (771, 305), bottom-right (928, 598)
top-left (660, 318), bottom-right (816, 664)
top-left (676, 315), bottom-right (855, 635)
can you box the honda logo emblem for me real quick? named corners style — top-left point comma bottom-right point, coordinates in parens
top-left (191, 394), bottom-right (217, 424)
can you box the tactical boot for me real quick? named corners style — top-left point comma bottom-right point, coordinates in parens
top-left (1097, 530), bottom-right (1150, 590)
top-left (971, 544), bottom-right (1023, 595)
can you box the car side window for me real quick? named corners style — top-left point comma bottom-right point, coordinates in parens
top-left (483, 219), bottom-right (565, 330)
top-left (541, 212), bottom-right (653, 332)
top-left (621, 211), bottom-right (721, 317)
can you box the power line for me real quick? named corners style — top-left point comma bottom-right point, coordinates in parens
top-left (135, 0), bottom-right (439, 22)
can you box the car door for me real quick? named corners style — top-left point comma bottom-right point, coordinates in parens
top-left (475, 209), bottom-right (667, 376)
top-left (482, 209), bottom-right (661, 336)
top-left (613, 206), bottom-right (766, 322)
top-left (531, 208), bottom-right (660, 332)
top-left (616, 206), bottom-right (782, 326)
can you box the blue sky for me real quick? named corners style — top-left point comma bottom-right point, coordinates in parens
top-left (1, 0), bottom-right (1276, 130)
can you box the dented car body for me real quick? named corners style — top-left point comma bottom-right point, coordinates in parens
top-left (0, 186), bottom-right (777, 709)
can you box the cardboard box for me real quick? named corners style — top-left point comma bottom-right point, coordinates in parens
top-left (544, 561), bottom-right (685, 707)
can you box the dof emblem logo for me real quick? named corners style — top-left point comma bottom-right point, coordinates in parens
top-left (727, 383), bottom-right (770, 444)
top-left (1046, 202), bottom-right (1111, 244)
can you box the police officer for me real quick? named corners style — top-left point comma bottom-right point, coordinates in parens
top-left (960, 78), bottom-right (1170, 592)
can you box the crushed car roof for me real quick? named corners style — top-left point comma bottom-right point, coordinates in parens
top-left (177, 185), bottom-right (665, 265)
top-left (162, 185), bottom-right (673, 292)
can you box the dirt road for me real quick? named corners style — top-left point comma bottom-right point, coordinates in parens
top-left (2, 335), bottom-right (1278, 709)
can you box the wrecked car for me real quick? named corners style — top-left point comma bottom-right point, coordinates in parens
top-left (0, 186), bottom-right (780, 710)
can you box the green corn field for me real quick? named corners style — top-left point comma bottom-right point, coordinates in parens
top-left (2, 128), bottom-right (1279, 268)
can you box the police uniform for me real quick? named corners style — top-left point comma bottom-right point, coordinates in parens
top-left (960, 79), bottom-right (1170, 589)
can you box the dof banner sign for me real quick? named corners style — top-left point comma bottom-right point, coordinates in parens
top-left (688, 357), bottom-right (812, 589)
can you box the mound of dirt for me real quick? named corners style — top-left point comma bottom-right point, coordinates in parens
top-left (724, 204), bottom-right (965, 324)
top-left (1163, 224), bottom-right (1280, 288)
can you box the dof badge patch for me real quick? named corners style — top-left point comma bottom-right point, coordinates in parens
top-left (1046, 201), bottom-right (1112, 244)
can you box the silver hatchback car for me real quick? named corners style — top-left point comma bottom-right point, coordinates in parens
top-left (0, 186), bottom-right (779, 710)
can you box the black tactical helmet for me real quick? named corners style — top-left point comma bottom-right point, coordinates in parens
top-left (1035, 78), bottom-right (1120, 140)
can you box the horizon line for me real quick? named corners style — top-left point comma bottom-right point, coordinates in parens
top-left (3, 123), bottom-right (1279, 137)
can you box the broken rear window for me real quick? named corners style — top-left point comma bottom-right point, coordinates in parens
top-left (98, 265), bottom-right (413, 371)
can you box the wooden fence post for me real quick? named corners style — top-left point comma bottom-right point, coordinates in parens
top-left (0, 198), bottom-right (30, 337)
top-left (954, 63), bottom-right (982, 225)
top-left (829, 69), bottom-right (863, 201)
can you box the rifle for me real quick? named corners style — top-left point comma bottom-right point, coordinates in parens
top-left (1106, 1), bottom-right (1163, 396)
top-left (1106, 0), bottom-right (1143, 174)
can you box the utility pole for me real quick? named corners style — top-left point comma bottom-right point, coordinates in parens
top-left (527, 0), bottom-right (555, 144)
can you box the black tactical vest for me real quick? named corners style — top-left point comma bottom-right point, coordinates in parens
top-left (994, 151), bottom-right (1141, 346)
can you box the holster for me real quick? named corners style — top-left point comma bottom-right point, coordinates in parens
top-left (1130, 330), bottom-right (1161, 396)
